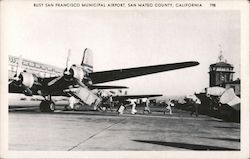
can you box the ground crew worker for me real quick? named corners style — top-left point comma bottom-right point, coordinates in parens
top-left (190, 98), bottom-right (200, 117)
top-left (118, 102), bottom-right (125, 115)
top-left (131, 100), bottom-right (137, 115)
top-left (68, 96), bottom-right (75, 110)
top-left (109, 95), bottom-right (114, 112)
top-left (143, 99), bottom-right (151, 114)
top-left (97, 96), bottom-right (107, 112)
top-left (163, 99), bottom-right (172, 115)
top-left (167, 99), bottom-right (173, 115)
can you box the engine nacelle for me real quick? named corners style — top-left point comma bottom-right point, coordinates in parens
top-left (71, 66), bottom-right (85, 81)
top-left (19, 72), bottom-right (35, 88)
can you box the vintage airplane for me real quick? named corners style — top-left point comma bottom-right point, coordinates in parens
top-left (9, 48), bottom-right (199, 112)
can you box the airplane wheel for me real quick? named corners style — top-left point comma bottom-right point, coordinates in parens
top-left (40, 100), bottom-right (55, 112)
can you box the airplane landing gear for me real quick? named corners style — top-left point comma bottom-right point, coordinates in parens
top-left (40, 95), bottom-right (55, 112)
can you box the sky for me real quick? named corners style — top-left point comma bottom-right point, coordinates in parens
top-left (3, 1), bottom-right (241, 96)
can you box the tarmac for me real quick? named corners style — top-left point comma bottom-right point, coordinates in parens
top-left (9, 106), bottom-right (240, 151)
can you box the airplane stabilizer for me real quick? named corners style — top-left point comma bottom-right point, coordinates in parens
top-left (89, 85), bottom-right (128, 90)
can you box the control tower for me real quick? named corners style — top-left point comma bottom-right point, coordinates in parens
top-left (208, 46), bottom-right (235, 87)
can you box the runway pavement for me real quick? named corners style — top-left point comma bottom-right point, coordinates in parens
top-left (9, 107), bottom-right (240, 151)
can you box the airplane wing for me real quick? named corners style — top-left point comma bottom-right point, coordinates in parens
top-left (89, 61), bottom-right (199, 84)
top-left (8, 76), bottom-right (74, 96)
top-left (27, 61), bottom-right (198, 95)
top-left (89, 85), bottom-right (128, 90)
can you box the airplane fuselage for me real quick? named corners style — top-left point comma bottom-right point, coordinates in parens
top-left (9, 55), bottom-right (63, 80)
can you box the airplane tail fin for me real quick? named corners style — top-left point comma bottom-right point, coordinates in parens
top-left (81, 48), bottom-right (93, 73)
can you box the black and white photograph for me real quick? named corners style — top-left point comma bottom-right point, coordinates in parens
top-left (1, 0), bottom-right (249, 158)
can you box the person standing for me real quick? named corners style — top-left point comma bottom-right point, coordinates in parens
top-left (168, 100), bottom-right (173, 115)
top-left (67, 96), bottom-right (75, 110)
top-left (118, 102), bottom-right (125, 115)
top-left (143, 98), bottom-right (151, 114)
top-left (190, 98), bottom-right (200, 117)
top-left (164, 99), bottom-right (172, 115)
top-left (108, 95), bottom-right (114, 112)
top-left (131, 100), bottom-right (137, 115)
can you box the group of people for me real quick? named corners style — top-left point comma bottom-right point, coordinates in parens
top-left (97, 95), bottom-right (114, 112)
top-left (117, 99), bottom-right (147, 115)
top-left (67, 95), bottom-right (177, 115)
top-left (117, 98), bottom-right (152, 115)
top-left (117, 98), bottom-right (175, 115)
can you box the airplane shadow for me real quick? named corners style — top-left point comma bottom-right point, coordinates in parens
top-left (214, 126), bottom-right (240, 129)
top-left (200, 137), bottom-right (240, 142)
top-left (133, 140), bottom-right (240, 151)
top-left (9, 107), bottom-right (40, 113)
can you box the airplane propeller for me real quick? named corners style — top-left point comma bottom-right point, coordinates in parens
top-left (48, 49), bottom-right (73, 86)
top-left (8, 55), bottom-right (23, 85)
top-left (64, 49), bottom-right (71, 75)
top-left (75, 79), bottom-right (86, 88)
top-left (10, 55), bottom-right (33, 96)
top-left (47, 76), bottom-right (62, 86)
top-left (13, 55), bottom-right (23, 81)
